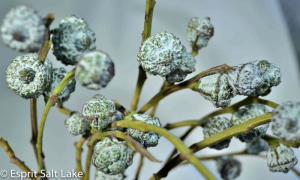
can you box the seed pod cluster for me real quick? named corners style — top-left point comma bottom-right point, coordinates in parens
top-left (271, 101), bottom-right (300, 142)
top-left (126, 114), bottom-right (162, 148)
top-left (92, 137), bottom-right (133, 175)
top-left (6, 53), bottom-right (52, 99)
top-left (267, 143), bottom-right (298, 173)
top-left (231, 104), bottom-right (269, 143)
top-left (203, 117), bottom-right (233, 150)
top-left (1, 5), bottom-right (46, 52)
top-left (52, 15), bottom-right (96, 65)
top-left (187, 17), bottom-right (214, 51)
top-left (137, 32), bottom-right (196, 83)
top-left (75, 50), bottom-right (115, 90)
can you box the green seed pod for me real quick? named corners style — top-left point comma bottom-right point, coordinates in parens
top-left (95, 171), bottom-right (123, 180)
top-left (82, 94), bottom-right (116, 130)
top-left (52, 15), bottom-right (96, 65)
top-left (232, 104), bottom-right (269, 143)
top-left (92, 137), bottom-right (133, 175)
top-left (216, 156), bottom-right (241, 180)
top-left (195, 73), bottom-right (235, 108)
top-left (6, 53), bottom-right (52, 99)
top-left (126, 114), bottom-right (162, 148)
top-left (267, 143), bottom-right (298, 173)
top-left (64, 111), bottom-right (90, 136)
top-left (44, 67), bottom-right (76, 102)
top-left (75, 50), bottom-right (115, 90)
top-left (187, 17), bottom-right (214, 51)
top-left (1, 5), bottom-right (46, 52)
top-left (137, 32), bottom-right (196, 82)
top-left (271, 101), bottom-right (300, 142)
top-left (203, 117), bottom-right (233, 150)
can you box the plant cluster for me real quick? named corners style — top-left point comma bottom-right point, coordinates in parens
top-left (0, 2), bottom-right (299, 180)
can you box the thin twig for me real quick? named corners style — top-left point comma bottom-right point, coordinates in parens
top-left (135, 155), bottom-right (144, 180)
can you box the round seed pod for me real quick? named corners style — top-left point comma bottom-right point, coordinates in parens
top-left (126, 114), bottom-right (162, 148)
top-left (44, 67), bottom-right (76, 102)
top-left (52, 15), bottom-right (96, 65)
top-left (166, 52), bottom-right (196, 83)
top-left (246, 139), bottom-right (269, 154)
top-left (203, 117), bottom-right (233, 150)
top-left (216, 156), bottom-right (241, 180)
top-left (95, 170), bottom-right (124, 180)
top-left (267, 143), bottom-right (298, 173)
top-left (138, 32), bottom-right (195, 79)
top-left (251, 60), bottom-right (281, 87)
top-left (1, 5), bottom-right (46, 52)
top-left (92, 137), bottom-right (133, 175)
top-left (82, 94), bottom-right (116, 130)
top-left (195, 73), bottom-right (235, 108)
top-left (64, 111), bottom-right (90, 136)
top-left (231, 104), bottom-right (269, 143)
top-left (271, 101), bottom-right (300, 142)
top-left (75, 50), bottom-right (115, 90)
top-left (187, 17), bottom-right (214, 51)
top-left (6, 53), bottom-right (52, 99)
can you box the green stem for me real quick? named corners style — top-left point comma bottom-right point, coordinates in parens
top-left (56, 103), bottom-right (72, 116)
top-left (30, 99), bottom-right (39, 164)
top-left (164, 119), bottom-right (206, 130)
top-left (150, 81), bottom-right (173, 117)
top-left (262, 135), bottom-right (300, 148)
top-left (75, 133), bottom-right (91, 174)
top-left (135, 155), bottom-right (144, 180)
top-left (130, 0), bottom-right (156, 111)
top-left (112, 120), bottom-right (216, 180)
top-left (38, 13), bottom-right (54, 63)
top-left (155, 112), bottom-right (272, 178)
top-left (36, 68), bottom-right (75, 173)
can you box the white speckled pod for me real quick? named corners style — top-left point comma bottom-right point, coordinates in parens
top-left (64, 111), bottom-right (90, 136)
top-left (267, 143), bottom-right (298, 173)
top-left (52, 15), bottom-right (96, 65)
top-left (6, 53), bottom-right (52, 99)
top-left (251, 60), bottom-right (281, 87)
top-left (95, 170), bottom-right (123, 180)
top-left (246, 139), bottom-right (269, 154)
top-left (44, 67), bottom-right (76, 102)
top-left (187, 17), bottom-right (214, 50)
top-left (126, 114), bottom-right (162, 148)
top-left (138, 32), bottom-right (195, 82)
top-left (216, 156), bottom-right (241, 180)
top-left (271, 101), bottom-right (300, 142)
top-left (1, 5), bottom-right (46, 52)
top-left (82, 94), bottom-right (116, 130)
top-left (203, 117), bottom-right (232, 150)
top-left (92, 137), bottom-right (133, 175)
top-left (166, 52), bottom-right (196, 83)
top-left (232, 104), bottom-right (269, 143)
top-left (196, 73), bottom-right (235, 108)
top-left (75, 50), bottom-right (114, 90)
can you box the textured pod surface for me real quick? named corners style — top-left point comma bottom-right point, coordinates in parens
top-left (126, 114), bottom-right (162, 148)
top-left (92, 137), bottom-right (133, 175)
top-left (1, 5), bottom-right (46, 52)
top-left (52, 15), bottom-right (96, 65)
top-left (64, 111), bottom-right (90, 136)
top-left (228, 60), bottom-right (281, 97)
top-left (203, 117), bottom-right (233, 150)
top-left (267, 143), bottom-right (298, 173)
top-left (6, 53), bottom-right (51, 99)
top-left (271, 101), bottom-right (300, 142)
top-left (196, 73), bottom-right (235, 108)
top-left (166, 52), bottom-right (196, 83)
top-left (44, 67), bottom-right (76, 102)
top-left (187, 17), bottom-right (214, 50)
top-left (216, 156), bottom-right (241, 180)
top-left (232, 104), bottom-right (269, 143)
top-left (95, 170), bottom-right (123, 180)
top-left (75, 50), bottom-right (115, 90)
top-left (138, 32), bottom-right (189, 77)
top-left (82, 94), bottom-right (116, 130)
top-left (246, 139), bottom-right (269, 154)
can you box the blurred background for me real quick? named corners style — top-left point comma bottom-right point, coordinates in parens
top-left (0, 0), bottom-right (299, 179)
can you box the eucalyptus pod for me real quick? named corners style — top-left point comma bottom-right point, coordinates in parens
top-left (216, 156), bottom-right (242, 180)
top-left (64, 111), bottom-right (90, 136)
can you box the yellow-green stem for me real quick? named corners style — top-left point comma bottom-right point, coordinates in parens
top-left (57, 103), bottom-right (72, 116)
top-left (30, 98), bottom-right (39, 164)
top-left (36, 68), bottom-right (75, 173)
top-left (112, 120), bottom-right (216, 180)
top-left (135, 155), bottom-right (144, 180)
top-left (165, 119), bottom-right (207, 130)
